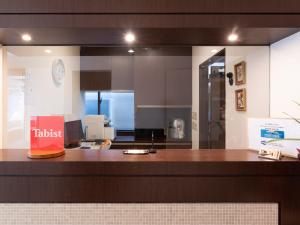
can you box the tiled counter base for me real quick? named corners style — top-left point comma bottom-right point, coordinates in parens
top-left (0, 203), bottom-right (278, 225)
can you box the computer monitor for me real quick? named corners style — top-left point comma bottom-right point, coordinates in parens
top-left (64, 120), bottom-right (84, 148)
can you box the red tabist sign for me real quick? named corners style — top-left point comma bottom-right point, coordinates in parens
top-left (30, 116), bottom-right (64, 150)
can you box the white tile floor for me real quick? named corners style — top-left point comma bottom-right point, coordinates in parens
top-left (0, 203), bottom-right (278, 225)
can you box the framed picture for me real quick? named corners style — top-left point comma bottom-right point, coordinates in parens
top-left (235, 88), bottom-right (246, 111)
top-left (234, 61), bottom-right (246, 85)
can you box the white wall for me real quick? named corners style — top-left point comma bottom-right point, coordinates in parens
top-left (5, 46), bottom-right (81, 148)
top-left (7, 46), bottom-right (80, 116)
top-left (225, 47), bottom-right (270, 149)
top-left (0, 47), bottom-right (3, 148)
top-left (65, 70), bottom-right (85, 122)
top-left (0, 47), bottom-right (4, 148)
top-left (0, 47), bottom-right (8, 149)
top-left (192, 46), bottom-right (270, 149)
top-left (270, 32), bottom-right (300, 119)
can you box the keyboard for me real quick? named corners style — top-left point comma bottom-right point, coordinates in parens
top-left (80, 141), bottom-right (100, 150)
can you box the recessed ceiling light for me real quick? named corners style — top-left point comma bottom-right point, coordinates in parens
top-left (228, 33), bottom-right (238, 42)
top-left (22, 33), bottom-right (32, 42)
top-left (211, 49), bottom-right (218, 53)
top-left (124, 32), bottom-right (136, 43)
top-left (128, 49), bottom-right (135, 54)
top-left (44, 49), bottom-right (52, 54)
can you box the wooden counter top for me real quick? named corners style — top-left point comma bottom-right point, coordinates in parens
top-left (0, 149), bottom-right (298, 176)
top-left (0, 149), bottom-right (299, 224)
top-left (0, 149), bottom-right (296, 162)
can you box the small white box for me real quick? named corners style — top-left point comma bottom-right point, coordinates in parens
top-left (84, 115), bottom-right (105, 140)
top-left (104, 127), bottom-right (116, 140)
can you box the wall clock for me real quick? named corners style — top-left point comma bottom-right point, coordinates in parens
top-left (52, 59), bottom-right (65, 87)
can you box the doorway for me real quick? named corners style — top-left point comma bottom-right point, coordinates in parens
top-left (199, 49), bottom-right (225, 149)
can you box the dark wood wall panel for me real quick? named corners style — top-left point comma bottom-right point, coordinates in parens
top-left (1, 27), bottom-right (297, 46)
top-left (1, 14), bottom-right (300, 28)
top-left (0, 150), bottom-right (299, 224)
top-left (0, 176), bottom-right (297, 203)
top-left (0, 176), bottom-right (299, 224)
top-left (1, 0), bottom-right (300, 14)
top-left (80, 71), bottom-right (111, 90)
top-left (0, 0), bottom-right (299, 45)
top-left (0, 1), bottom-right (299, 45)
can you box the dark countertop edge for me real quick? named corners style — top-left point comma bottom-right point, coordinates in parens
top-left (0, 163), bottom-right (299, 176)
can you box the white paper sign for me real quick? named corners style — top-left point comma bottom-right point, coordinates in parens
top-left (248, 118), bottom-right (300, 158)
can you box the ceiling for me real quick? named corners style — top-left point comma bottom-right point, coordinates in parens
top-left (1, 0), bottom-right (300, 46)
top-left (0, 28), bottom-right (299, 46)
top-left (1, 0), bottom-right (300, 14)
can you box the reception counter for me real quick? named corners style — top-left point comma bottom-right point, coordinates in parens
top-left (0, 149), bottom-right (299, 224)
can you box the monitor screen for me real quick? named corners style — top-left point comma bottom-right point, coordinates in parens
top-left (64, 120), bottom-right (84, 148)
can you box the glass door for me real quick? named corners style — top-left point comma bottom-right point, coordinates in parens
top-left (199, 49), bottom-right (225, 149)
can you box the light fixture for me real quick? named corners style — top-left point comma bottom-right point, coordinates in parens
top-left (124, 32), bottom-right (136, 43)
top-left (22, 33), bottom-right (32, 42)
top-left (211, 49), bottom-right (218, 53)
top-left (228, 33), bottom-right (238, 42)
top-left (128, 49), bottom-right (135, 54)
top-left (44, 49), bottom-right (52, 54)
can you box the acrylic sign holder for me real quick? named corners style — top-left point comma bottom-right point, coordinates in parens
top-left (28, 116), bottom-right (65, 159)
